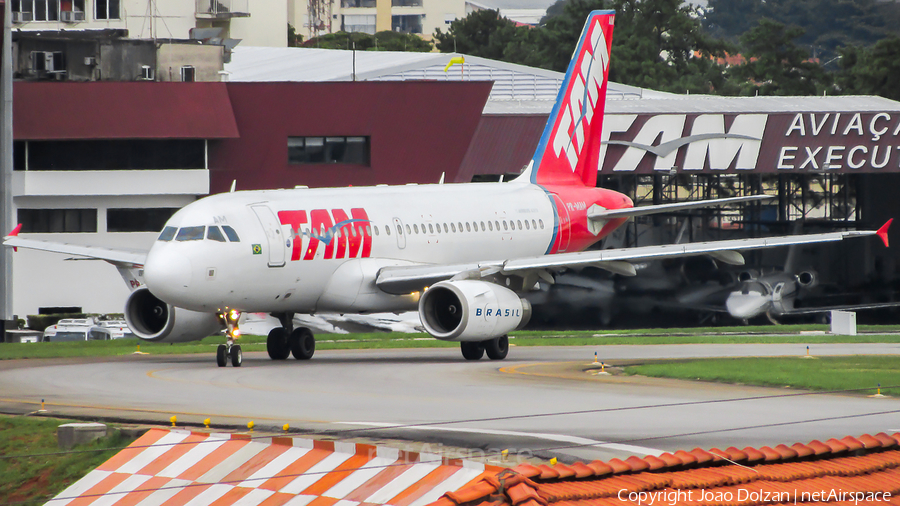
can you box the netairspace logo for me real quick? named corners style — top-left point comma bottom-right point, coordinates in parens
top-left (618, 488), bottom-right (892, 505)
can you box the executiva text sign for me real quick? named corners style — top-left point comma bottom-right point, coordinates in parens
top-left (599, 112), bottom-right (900, 173)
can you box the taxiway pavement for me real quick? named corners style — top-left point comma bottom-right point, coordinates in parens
top-left (1, 343), bottom-right (898, 461)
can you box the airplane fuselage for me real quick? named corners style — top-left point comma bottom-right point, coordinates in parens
top-left (143, 180), bottom-right (632, 315)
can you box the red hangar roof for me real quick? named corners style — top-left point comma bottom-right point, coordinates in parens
top-left (13, 81), bottom-right (240, 140)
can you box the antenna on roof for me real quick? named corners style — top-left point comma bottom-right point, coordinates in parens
top-left (230, 180), bottom-right (237, 193)
top-left (438, 172), bottom-right (445, 184)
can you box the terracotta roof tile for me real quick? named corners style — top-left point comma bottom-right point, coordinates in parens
top-left (689, 448), bottom-right (715, 464)
top-left (512, 464), bottom-right (543, 479)
top-left (508, 482), bottom-right (543, 506)
top-left (824, 438), bottom-right (850, 453)
top-left (672, 450), bottom-right (698, 465)
top-left (568, 462), bottom-right (596, 479)
top-left (791, 442), bottom-right (815, 458)
top-left (723, 447), bottom-right (748, 461)
top-left (585, 461), bottom-right (613, 477)
top-left (641, 455), bottom-right (666, 471)
top-left (773, 444), bottom-right (799, 459)
top-left (551, 464), bottom-right (577, 479)
top-left (806, 439), bottom-right (832, 455)
top-left (741, 446), bottom-right (766, 462)
top-left (758, 446), bottom-right (782, 461)
top-left (446, 480), bottom-right (499, 504)
top-left (623, 456), bottom-right (649, 473)
top-left (656, 452), bottom-right (683, 468)
top-left (875, 432), bottom-right (898, 447)
top-left (839, 435), bottom-right (865, 451)
top-left (857, 433), bottom-right (883, 449)
top-left (605, 459), bottom-right (632, 474)
top-left (537, 465), bottom-right (560, 480)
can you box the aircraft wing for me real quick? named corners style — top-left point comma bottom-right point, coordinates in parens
top-left (783, 302), bottom-right (900, 315)
top-left (588, 195), bottom-right (774, 220)
top-left (375, 222), bottom-right (890, 295)
top-left (3, 233), bottom-right (148, 266)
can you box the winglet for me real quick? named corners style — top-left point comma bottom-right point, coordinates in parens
top-left (877, 219), bottom-right (892, 248)
top-left (6, 224), bottom-right (22, 252)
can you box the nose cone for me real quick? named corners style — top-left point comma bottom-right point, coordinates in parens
top-left (144, 245), bottom-right (193, 304)
top-left (725, 291), bottom-right (771, 319)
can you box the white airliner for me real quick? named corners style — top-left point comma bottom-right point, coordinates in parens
top-left (4, 11), bottom-right (891, 367)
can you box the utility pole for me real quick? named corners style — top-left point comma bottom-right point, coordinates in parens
top-left (0, 0), bottom-right (14, 328)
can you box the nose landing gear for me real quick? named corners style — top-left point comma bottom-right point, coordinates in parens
top-left (216, 309), bottom-right (243, 367)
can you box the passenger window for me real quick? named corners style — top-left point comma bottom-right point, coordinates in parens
top-left (532, 219), bottom-right (537, 229)
top-left (374, 226), bottom-right (379, 236)
top-left (386, 225), bottom-right (391, 236)
top-left (366, 226), bottom-right (372, 236)
top-left (495, 221), bottom-right (500, 230)
top-left (443, 223), bottom-right (448, 233)
top-left (517, 220), bottom-right (522, 230)
top-left (525, 220), bottom-right (530, 230)
top-left (405, 224), bottom-right (410, 234)
top-left (413, 224), bottom-right (419, 234)
top-left (176, 226), bottom-right (205, 241)
top-left (458, 222), bottom-right (463, 231)
top-left (466, 222), bottom-right (471, 232)
top-left (481, 221), bottom-right (486, 231)
top-left (158, 226), bottom-right (177, 242)
top-left (429, 224), bottom-right (434, 234)
top-left (488, 221), bottom-right (493, 231)
top-left (207, 226), bottom-right (226, 242)
top-left (539, 220), bottom-right (544, 229)
top-left (451, 223), bottom-right (457, 233)
top-left (503, 221), bottom-right (508, 231)
top-left (222, 225), bottom-right (241, 242)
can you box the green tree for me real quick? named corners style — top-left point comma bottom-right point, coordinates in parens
top-left (729, 18), bottom-right (829, 96)
top-left (304, 31), bottom-right (431, 52)
top-left (434, 9), bottom-right (521, 58)
top-left (835, 36), bottom-right (900, 100)
top-left (538, 0), bottom-right (733, 94)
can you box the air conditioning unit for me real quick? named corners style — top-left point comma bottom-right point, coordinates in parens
top-left (11, 12), bottom-right (34, 23)
top-left (83, 56), bottom-right (97, 66)
top-left (140, 65), bottom-right (154, 80)
top-left (60, 10), bottom-right (85, 22)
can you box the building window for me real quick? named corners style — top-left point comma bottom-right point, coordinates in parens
top-left (391, 14), bottom-right (423, 34)
top-left (392, 0), bottom-right (423, 6)
top-left (288, 136), bottom-right (370, 165)
top-left (342, 14), bottom-right (376, 34)
top-left (16, 140), bottom-right (205, 171)
top-left (342, 0), bottom-right (376, 8)
top-left (95, 0), bottom-right (120, 19)
top-left (18, 209), bottom-right (97, 233)
top-left (107, 208), bottom-right (179, 233)
top-left (181, 65), bottom-right (195, 82)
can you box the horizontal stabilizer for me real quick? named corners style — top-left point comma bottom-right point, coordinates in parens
top-left (588, 195), bottom-right (775, 220)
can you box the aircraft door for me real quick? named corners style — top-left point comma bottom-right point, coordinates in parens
top-left (392, 218), bottom-right (406, 249)
top-left (250, 205), bottom-right (286, 267)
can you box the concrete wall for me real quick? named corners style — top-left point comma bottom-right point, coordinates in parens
top-left (157, 43), bottom-right (224, 82)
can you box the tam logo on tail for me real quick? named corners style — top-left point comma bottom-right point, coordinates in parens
top-left (531, 11), bottom-right (615, 187)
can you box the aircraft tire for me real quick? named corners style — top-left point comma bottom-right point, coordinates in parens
top-left (290, 327), bottom-right (315, 360)
top-left (231, 344), bottom-right (242, 367)
top-left (216, 344), bottom-right (227, 367)
top-left (460, 341), bottom-right (484, 360)
top-left (484, 335), bottom-right (509, 360)
top-left (267, 328), bottom-right (290, 360)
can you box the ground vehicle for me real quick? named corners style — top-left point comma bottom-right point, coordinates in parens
top-left (97, 320), bottom-right (136, 339)
top-left (42, 318), bottom-right (112, 342)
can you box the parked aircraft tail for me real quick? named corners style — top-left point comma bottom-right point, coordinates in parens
top-left (528, 10), bottom-right (615, 187)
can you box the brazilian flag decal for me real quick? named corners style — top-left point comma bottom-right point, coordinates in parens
top-left (252, 244), bottom-right (262, 255)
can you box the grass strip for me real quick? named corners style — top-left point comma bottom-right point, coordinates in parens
top-left (0, 415), bottom-right (136, 505)
top-left (1, 325), bottom-right (900, 360)
top-left (624, 356), bottom-right (900, 394)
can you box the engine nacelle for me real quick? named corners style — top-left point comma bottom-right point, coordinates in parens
top-left (124, 288), bottom-right (223, 343)
top-left (796, 270), bottom-right (818, 287)
top-left (419, 280), bottom-right (531, 341)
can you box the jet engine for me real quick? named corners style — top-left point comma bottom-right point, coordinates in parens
top-left (796, 270), bottom-right (818, 287)
top-left (124, 287), bottom-right (223, 343)
top-left (419, 280), bottom-right (531, 341)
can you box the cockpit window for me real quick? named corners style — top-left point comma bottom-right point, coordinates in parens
top-left (207, 226), bottom-right (226, 242)
top-left (158, 226), bottom-right (177, 242)
top-left (175, 226), bottom-right (205, 241)
top-left (221, 225), bottom-right (240, 242)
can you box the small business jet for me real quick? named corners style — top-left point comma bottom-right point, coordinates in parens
top-left (4, 11), bottom-right (891, 366)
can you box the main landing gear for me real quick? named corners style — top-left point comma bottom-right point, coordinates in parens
top-left (267, 312), bottom-right (315, 361)
top-left (216, 309), bottom-right (242, 367)
top-left (460, 335), bottom-right (509, 361)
